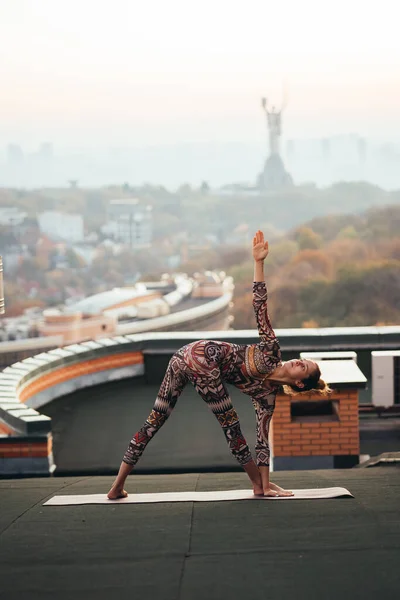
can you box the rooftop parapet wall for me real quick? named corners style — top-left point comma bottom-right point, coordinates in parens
top-left (1, 324), bottom-right (399, 374)
top-left (0, 336), bottom-right (145, 476)
top-left (0, 336), bottom-right (146, 436)
top-left (0, 332), bottom-right (377, 438)
top-left (0, 333), bottom-right (368, 477)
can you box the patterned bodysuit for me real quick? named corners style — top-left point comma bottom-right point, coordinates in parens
top-left (123, 281), bottom-right (282, 468)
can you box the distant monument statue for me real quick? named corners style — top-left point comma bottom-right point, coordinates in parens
top-left (263, 99), bottom-right (282, 155)
top-left (257, 95), bottom-right (293, 190)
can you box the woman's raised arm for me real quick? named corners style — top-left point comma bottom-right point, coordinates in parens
top-left (253, 230), bottom-right (268, 282)
top-left (252, 231), bottom-right (277, 343)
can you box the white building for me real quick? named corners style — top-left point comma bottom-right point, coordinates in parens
top-left (0, 207), bottom-right (27, 227)
top-left (103, 199), bottom-right (152, 249)
top-left (38, 211), bottom-right (84, 243)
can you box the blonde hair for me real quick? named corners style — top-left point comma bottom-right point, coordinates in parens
top-left (282, 378), bottom-right (332, 397)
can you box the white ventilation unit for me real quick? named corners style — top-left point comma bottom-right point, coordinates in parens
top-left (300, 351), bottom-right (357, 363)
top-left (372, 351), bottom-right (400, 407)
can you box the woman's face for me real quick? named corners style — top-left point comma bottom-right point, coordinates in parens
top-left (284, 359), bottom-right (318, 383)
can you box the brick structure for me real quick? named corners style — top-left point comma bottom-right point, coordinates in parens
top-left (271, 358), bottom-right (366, 470)
top-left (0, 434), bottom-right (53, 466)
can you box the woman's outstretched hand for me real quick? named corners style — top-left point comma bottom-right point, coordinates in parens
top-left (253, 230), bottom-right (269, 262)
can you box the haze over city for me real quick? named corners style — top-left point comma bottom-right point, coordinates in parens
top-left (1, 0), bottom-right (399, 187)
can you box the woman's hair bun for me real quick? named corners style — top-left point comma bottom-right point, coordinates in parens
top-left (316, 378), bottom-right (332, 395)
top-left (283, 377), bottom-right (333, 397)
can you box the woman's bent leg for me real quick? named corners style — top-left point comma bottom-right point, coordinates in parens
top-left (107, 353), bottom-right (188, 499)
top-left (192, 377), bottom-right (253, 467)
top-left (192, 379), bottom-right (262, 492)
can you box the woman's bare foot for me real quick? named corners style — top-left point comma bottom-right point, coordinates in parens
top-left (107, 461), bottom-right (134, 499)
top-left (253, 483), bottom-right (264, 496)
top-left (107, 487), bottom-right (128, 500)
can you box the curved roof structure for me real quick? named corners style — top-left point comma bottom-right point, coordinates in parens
top-left (65, 285), bottom-right (152, 315)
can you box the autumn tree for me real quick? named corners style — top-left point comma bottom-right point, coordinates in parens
top-left (294, 227), bottom-right (323, 250)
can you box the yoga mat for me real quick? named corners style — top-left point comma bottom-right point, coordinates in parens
top-left (44, 487), bottom-right (353, 505)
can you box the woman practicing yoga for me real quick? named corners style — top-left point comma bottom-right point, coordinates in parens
top-left (107, 230), bottom-right (330, 500)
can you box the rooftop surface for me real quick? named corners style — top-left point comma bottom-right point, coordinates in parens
top-left (0, 467), bottom-right (399, 599)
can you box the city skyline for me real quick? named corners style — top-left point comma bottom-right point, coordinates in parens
top-left (1, 133), bottom-right (399, 190)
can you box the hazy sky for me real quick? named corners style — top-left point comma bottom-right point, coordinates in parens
top-left (1, 0), bottom-right (399, 150)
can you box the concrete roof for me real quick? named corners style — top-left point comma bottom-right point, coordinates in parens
top-left (0, 468), bottom-right (399, 599)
